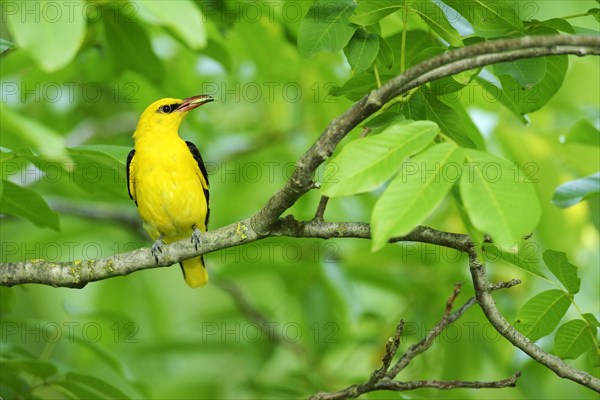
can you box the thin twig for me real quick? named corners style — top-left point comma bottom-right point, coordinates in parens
top-left (308, 286), bottom-right (518, 400)
top-left (468, 250), bottom-right (600, 393)
top-left (314, 196), bottom-right (330, 221)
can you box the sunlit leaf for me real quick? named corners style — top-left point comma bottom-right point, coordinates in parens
top-left (493, 57), bottom-right (546, 87)
top-left (460, 149), bottom-right (541, 247)
top-left (298, 0), bottom-right (357, 57)
top-left (0, 180), bottom-right (59, 230)
top-left (350, 0), bottom-right (404, 26)
top-left (483, 243), bottom-right (547, 279)
top-left (135, 0), bottom-right (206, 49)
top-left (566, 119), bottom-right (600, 147)
top-left (555, 319), bottom-right (596, 359)
top-left (542, 250), bottom-right (581, 294)
top-left (517, 289), bottom-right (571, 341)
top-left (453, 0), bottom-right (525, 37)
top-left (424, 93), bottom-right (484, 149)
top-left (411, 0), bottom-right (462, 47)
top-left (0, 105), bottom-right (66, 159)
top-left (6, 1), bottom-right (85, 71)
top-left (322, 121), bottom-right (438, 197)
top-left (102, 5), bottom-right (164, 83)
top-left (552, 173), bottom-right (600, 208)
top-left (371, 142), bottom-right (463, 250)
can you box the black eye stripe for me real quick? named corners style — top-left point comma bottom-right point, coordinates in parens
top-left (157, 103), bottom-right (182, 114)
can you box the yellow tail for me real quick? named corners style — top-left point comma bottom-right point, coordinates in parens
top-left (180, 256), bottom-right (209, 288)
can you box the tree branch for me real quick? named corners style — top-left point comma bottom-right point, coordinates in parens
top-left (249, 35), bottom-right (600, 234)
top-left (0, 220), bottom-right (468, 287)
top-left (1, 35), bottom-right (599, 393)
top-left (308, 284), bottom-right (520, 400)
top-left (1, 35), bottom-right (598, 287)
top-left (468, 250), bottom-right (600, 393)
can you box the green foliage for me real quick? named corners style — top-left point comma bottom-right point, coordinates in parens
top-left (371, 142), bottom-right (462, 250)
top-left (343, 29), bottom-right (380, 73)
top-left (496, 249), bottom-right (598, 361)
top-left (552, 172), bottom-right (600, 208)
top-left (322, 120), bottom-right (438, 197)
top-left (0, 180), bottom-right (59, 230)
top-left (459, 149), bottom-right (541, 246)
top-left (517, 289), bottom-right (571, 341)
top-left (297, 0), bottom-right (356, 57)
top-left (350, 0), bottom-right (404, 26)
top-left (1, 0), bottom-right (599, 399)
top-left (5, 1), bottom-right (86, 71)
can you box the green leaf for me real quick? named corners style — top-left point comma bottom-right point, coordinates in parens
top-left (588, 8), bottom-right (600, 22)
top-left (6, 1), bottom-right (85, 71)
top-left (424, 93), bottom-right (484, 149)
top-left (526, 18), bottom-right (575, 34)
top-left (552, 173), bottom-right (600, 208)
top-left (329, 72), bottom-right (386, 100)
top-left (411, 0), bottom-right (463, 47)
top-left (401, 87), bottom-right (427, 120)
top-left (497, 55), bottom-right (568, 115)
top-left (455, 0), bottom-right (525, 37)
top-left (376, 35), bottom-right (394, 69)
top-left (474, 76), bottom-right (526, 123)
top-left (65, 148), bottom-right (128, 197)
top-left (55, 380), bottom-right (110, 400)
top-left (371, 142), bottom-right (463, 251)
top-left (362, 112), bottom-right (405, 134)
top-left (517, 290), bottom-right (571, 341)
top-left (297, 0), bottom-right (357, 57)
top-left (588, 347), bottom-right (600, 368)
top-left (583, 313), bottom-right (600, 328)
top-left (0, 180), bottom-right (59, 230)
top-left (135, 0), bottom-right (206, 49)
top-left (555, 319), bottom-right (596, 359)
top-left (542, 250), bottom-right (581, 295)
top-left (205, 39), bottom-right (233, 72)
top-left (0, 38), bottom-right (16, 52)
top-left (566, 119), bottom-right (600, 147)
top-left (66, 373), bottom-right (130, 399)
top-left (483, 243), bottom-right (547, 279)
top-left (322, 121), bottom-right (438, 197)
top-left (102, 5), bottom-right (164, 83)
top-left (70, 145), bottom-right (133, 164)
top-left (460, 149), bottom-right (541, 247)
top-left (350, 0), bottom-right (404, 26)
top-left (344, 29), bottom-right (380, 73)
top-left (0, 105), bottom-right (66, 159)
top-left (2, 359), bottom-right (58, 378)
top-left (493, 57), bottom-right (546, 88)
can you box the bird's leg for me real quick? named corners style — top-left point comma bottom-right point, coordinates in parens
top-left (151, 234), bottom-right (164, 263)
top-left (191, 225), bottom-right (202, 251)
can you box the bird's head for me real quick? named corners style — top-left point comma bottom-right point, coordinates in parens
top-left (133, 95), bottom-right (215, 138)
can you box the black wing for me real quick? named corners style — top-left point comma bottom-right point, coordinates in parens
top-left (126, 149), bottom-right (137, 206)
top-left (185, 141), bottom-right (210, 227)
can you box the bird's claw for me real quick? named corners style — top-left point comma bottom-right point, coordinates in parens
top-left (151, 237), bottom-right (164, 263)
top-left (191, 227), bottom-right (202, 251)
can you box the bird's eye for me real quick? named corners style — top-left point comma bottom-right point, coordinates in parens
top-left (160, 105), bottom-right (172, 113)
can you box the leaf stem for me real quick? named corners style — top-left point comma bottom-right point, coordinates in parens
top-left (401, 2), bottom-right (408, 73)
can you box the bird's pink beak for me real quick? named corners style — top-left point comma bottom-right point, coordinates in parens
top-left (177, 95), bottom-right (215, 112)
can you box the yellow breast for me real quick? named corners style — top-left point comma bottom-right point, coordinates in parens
top-left (133, 138), bottom-right (208, 242)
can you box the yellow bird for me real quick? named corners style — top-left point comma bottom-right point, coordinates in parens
top-left (126, 95), bottom-right (214, 287)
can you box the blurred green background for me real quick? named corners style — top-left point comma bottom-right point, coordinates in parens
top-left (1, 1), bottom-right (598, 399)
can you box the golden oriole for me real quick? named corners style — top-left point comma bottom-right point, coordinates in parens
top-left (126, 95), bottom-right (214, 288)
